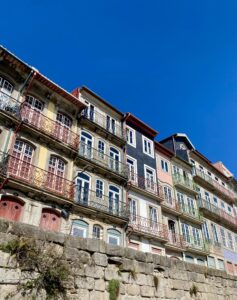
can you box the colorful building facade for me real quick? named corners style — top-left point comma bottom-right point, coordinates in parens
top-left (1, 46), bottom-right (237, 275)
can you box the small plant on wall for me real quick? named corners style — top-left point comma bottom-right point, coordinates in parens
top-left (108, 279), bottom-right (120, 300)
top-left (189, 284), bottom-right (199, 297)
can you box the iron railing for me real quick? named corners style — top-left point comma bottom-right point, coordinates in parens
top-left (75, 186), bottom-right (129, 218)
top-left (193, 168), bottom-right (236, 201)
top-left (184, 235), bottom-right (210, 252)
top-left (78, 142), bottom-right (128, 177)
top-left (0, 92), bottom-right (80, 150)
top-left (128, 171), bottom-right (164, 198)
top-left (129, 214), bottom-right (168, 240)
top-left (198, 198), bottom-right (237, 227)
top-left (167, 232), bottom-right (186, 249)
top-left (178, 203), bottom-right (202, 221)
top-left (172, 173), bottom-right (197, 192)
top-left (81, 108), bottom-right (125, 140)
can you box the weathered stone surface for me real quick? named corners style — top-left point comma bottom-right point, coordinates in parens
top-left (95, 279), bottom-right (105, 291)
top-left (140, 285), bottom-right (154, 297)
top-left (126, 284), bottom-right (140, 296)
top-left (92, 252), bottom-right (108, 267)
top-left (0, 268), bottom-right (21, 283)
top-left (85, 265), bottom-right (104, 278)
top-left (77, 289), bottom-right (90, 300)
top-left (75, 277), bottom-right (94, 290)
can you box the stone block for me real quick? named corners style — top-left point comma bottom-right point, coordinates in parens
top-left (77, 289), bottom-right (90, 300)
top-left (140, 285), bottom-right (154, 297)
top-left (85, 265), bottom-right (104, 279)
top-left (0, 251), bottom-right (17, 268)
top-left (105, 243), bottom-right (125, 257)
top-left (75, 277), bottom-right (94, 290)
top-left (136, 261), bottom-right (154, 274)
top-left (126, 284), bottom-right (140, 296)
top-left (104, 266), bottom-right (120, 281)
top-left (89, 291), bottom-right (105, 300)
top-left (0, 268), bottom-right (21, 283)
top-left (95, 279), bottom-right (105, 291)
top-left (92, 252), bottom-right (108, 267)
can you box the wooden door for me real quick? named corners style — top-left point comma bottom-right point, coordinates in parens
top-left (0, 197), bottom-right (24, 221)
top-left (39, 209), bottom-right (61, 232)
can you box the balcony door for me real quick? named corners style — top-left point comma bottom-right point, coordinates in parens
top-left (55, 112), bottom-right (72, 144)
top-left (106, 116), bottom-right (116, 135)
top-left (168, 220), bottom-right (177, 242)
top-left (0, 77), bottom-right (13, 108)
top-left (187, 197), bottom-right (196, 216)
top-left (145, 167), bottom-right (155, 192)
top-left (149, 206), bottom-right (158, 230)
top-left (127, 157), bottom-right (136, 183)
top-left (80, 132), bottom-right (92, 159)
top-left (76, 173), bottom-right (90, 205)
top-left (129, 198), bottom-right (137, 222)
top-left (46, 156), bottom-right (65, 193)
top-left (109, 147), bottom-right (120, 172)
top-left (9, 140), bottom-right (34, 181)
top-left (23, 95), bottom-right (44, 127)
top-left (109, 185), bottom-right (120, 215)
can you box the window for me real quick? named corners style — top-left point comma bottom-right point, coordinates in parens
top-left (192, 227), bottom-right (201, 246)
top-left (106, 116), bottom-right (116, 135)
top-left (109, 147), bottom-right (120, 172)
top-left (213, 197), bottom-right (218, 206)
top-left (207, 171), bottom-right (212, 177)
top-left (26, 95), bottom-right (44, 111)
top-left (221, 181), bottom-right (225, 187)
top-left (208, 256), bottom-right (216, 269)
top-left (215, 176), bottom-right (219, 182)
top-left (107, 229), bottom-right (121, 245)
top-left (129, 198), bottom-right (137, 221)
top-left (177, 192), bottom-right (185, 210)
top-left (181, 223), bottom-right (190, 243)
top-left (109, 185), bottom-right (120, 215)
top-left (144, 166), bottom-right (156, 191)
top-left (164, 186), bottom-right (172, 204)
top-left (76, 173), bottom-right (90, 205)
top-left (98, 141), bottom-right (105, 159)
top-left (71, 220), bottom-right (88, 238)
top-left (185, 255), bottom-right (194, 263)
top-left (190, 159), bottom-right (195, 166)
top-left (211, 223), bottom-right (219, 244)
top-left (228, 206), bottom-right (232, 214)
top-left (80, 131), bottom-right (93, 159)
top-left (197, 258), bottom-right (205, 266)
top-left (218, 259), bottom-right (225, 270)
top-left (187, 197), bottom-right (196, 216)
top-left (126, 126), bottom-right (136, 147)
top-left (93, 225), bottom-right (102, 239)
top-left (202, 222), bottom-right (210, 241)
top-left (149, 206), bottom-right (158, 228)
top-left (96, 180), bottom-right (104, 199)
top-left (161, 159), bottom-right (169, 172)
top-left (126, 157), bottom-right (137, 182)
top-left (173, 165), bottom-right (180, 174)
top-left (221, 202), bottom-right (225, 210)
top-left (0, 77), bottom-right (13, 96)
top-left (228, 232), bottom-right (233, 249)
top-left (220, 228), bottom-right (227, 247)
top-left (142, 136), bottom-right (154, 157)
top-left (47, 156), bottom-right (65, 192)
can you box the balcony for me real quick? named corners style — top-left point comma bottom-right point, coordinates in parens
top-left (75, 186), bottom-right (129, 221)
top-left (193, 168), bottom-right (236, 202)
top-left (207, 239), bottom-right (223, 257)
top-left (166, 232), bottom-right (186, 250)
top-left (161, 197), bottom-right (181, 215)
top-left (128, 172), bottom-right (164, 201)
top-left (198, 198), bottom-right (237, 230)
top-left (172, 173), bottom-right (197, 194)
top-left (129, 214), bottom-right (168, 241)
top-left (79, 109), bottom-right (125, 145)
top-left (0, 92), bottom-right (80, 151)
top-left (77, 142), bottom-right (128, 179)
top-left (185, 236), bottom-right (210, 254)
top-left (179, 203), bottom-right (203, 224)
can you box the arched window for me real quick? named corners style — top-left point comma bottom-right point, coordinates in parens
top-left (109, 147), bottom-right (120, 172)
top-left (9, 140), bottom-right (34, 180)
top-left (109, 186), bottom-right (120, 215)
top-left (75, 173), bottom-right (90, 205)
top-left (71, 219), bottom-right (88, 238)
top-left (107, 229), bottom-right (121, 246)
top-left (185, 255), bottom-right (194, 263)
top-left (80, 131), bottom-right (93, 159)
top-left (46, 155), bottom-right (65, 192)
top-left (39, 208), bottom-right (61, 232)
top-left (22, 95), bottom-right (44, 127)
top-left (0, 196), bottom-right (24, 222)
top-left (54, 112), bottom-right (72, 144)
top-left (93, 224), bottom-right (102, 239)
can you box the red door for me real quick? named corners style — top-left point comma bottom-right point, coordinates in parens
top-left (0, 197), bottom-right (24, 221)
top-left (39, 209), bottom-right (61, 232)
top-left (54, 112), bottom-right (71, 144)
top-left (9, 140), bottom-right (34, 181)
top-left (46, 156), bottom-right (65, 194)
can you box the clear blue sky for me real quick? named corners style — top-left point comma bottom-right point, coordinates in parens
top-left (1, 1), bottom-right (237, 174)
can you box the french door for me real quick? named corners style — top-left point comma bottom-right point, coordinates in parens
top-left (187, 197), bottom-right (196, 216)
top-left (76, 173), bottom-right (90, 205)
top-left (9, 140), bottom-right (34, 180)
top-left (149, 206), bottom-right (158, 230)
top-left (129, 198), bottom-right (137, 222)
top-left (168, 220), bottom-right (176, 243)
top-left (54, 112), bottom-right (72, 144)
top-left (109, 186), bottom-right (120, 215)
top-left (145, 168), bottom-right (155, 191)
top-left (46, 156), bottom-right (65, 193)
top-left (80, 132), bottom-right (92, 159)
top-left (127, 158), bottom-right (136, 182)
top-left (109, 148), bottom-right (119, 172)
top-left (22, 95), bottom-right (43, 127)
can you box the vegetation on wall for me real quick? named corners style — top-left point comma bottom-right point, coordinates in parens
top-left (189, 284), bottom-right (199, 297)
top-left (108, 279), bottom-right (120, 300)
top-left (0, 237), bottom-right (70, 300)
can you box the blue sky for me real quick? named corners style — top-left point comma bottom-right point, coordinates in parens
top-left (1, 0), bottom-right (237, 174)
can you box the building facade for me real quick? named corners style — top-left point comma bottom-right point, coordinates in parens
top-left (1, 46), bottom-right (237, 275)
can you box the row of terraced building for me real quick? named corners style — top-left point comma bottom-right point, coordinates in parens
top-left (0, 45), bottom-right (237, 275)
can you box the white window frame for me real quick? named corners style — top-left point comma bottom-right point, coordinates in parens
top-left (95, 179), bottom-right (104, 199)
top-left (126, 126), bottom-right (136, 147)
top-left (126, 155), bottom-right (137, 182)
top-left (144, 165), bottom-right (156, 191)
top-left (161, 158), bottom-right (169, 173)
top-left (142, 135), bottom-right (154, 158)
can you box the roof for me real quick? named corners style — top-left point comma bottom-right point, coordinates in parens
top-left (0, 45), bottom-right (85, 110)
top-left (155, 141), bottom-right (174, 158)
top-left (75, 86), bottom-right (124, 117)
top-left (124, 113), bottom-right (158, 139)
top-left (159, 133), bottom-right (196, 150)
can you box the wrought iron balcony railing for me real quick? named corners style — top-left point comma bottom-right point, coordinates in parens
top-left (184, 235), bottom-right (210, 253)
top-left (193, 168), bottom-right (236, 202)
top-left (0, 92), bottom-right (80, 150)
top-left (172, 173), bottom-right (197, 193)
top-left (129, 214), bottom-right (168, 240)
top-left (78, 142), bottom-right (128, 177)
top-left (81, 109), bottom-right (125, 140)
top-left (128, 171), bottom-right (164, 198)
top-left (178, 203), bottom-right (202, 221)
top-left (75, 186), bottom-right (129, 219)
top-left (198, 198), bottom-right (237, 228)
top-left (167, 232), bottom-right (186, 249)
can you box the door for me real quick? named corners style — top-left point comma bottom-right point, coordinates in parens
top-left (149, 206), bottom-right (158, 230)
top-left (0, 77), bottom-right (13, 109)
top-left (145, 168), bottom-right (155, 192)
top-left (39, 208), bottom-right (61, 232)
top-left (106, 116), bottom-right (116, 135)
top-left (129, 198), bottom-right (137, 222)
top-left (54, 112), bottom-right (72, 144)
top-left (46, 156), bottom-right (65, 193)
top-left (22, 95), bottom-right (44, 128)
top-left (187, 198), bottom-right (196, 216)
top-left (168, 220), bottom-right (176, 243)
top-left (80, 132), bottom-right (92, 159)
top-left (192, 227), bottom-right (201, 246)
top-left (109, 186), bottom-right (120, 215)
top-left (0, 197), bottom-right (24, 222)
top-left (205, 192), bottom-right (211, 210)
top-left (127, 158), bottom-right (136, 182)
top-left (164, 186), bottom-right (172, 206)
top-left (9, 140), bottom-right (34, 181)
top-left (181, 223), bottom-right (190, 243)
top-left (177, 192), bottom-right (185, 212)
top-left (76, 173), bottom-right (90, 205)
top-left (109, 148), bottom-right (119, 172)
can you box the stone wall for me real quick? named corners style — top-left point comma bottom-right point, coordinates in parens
top-left (0, 219), bottom-right (237, 300)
